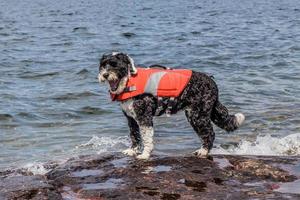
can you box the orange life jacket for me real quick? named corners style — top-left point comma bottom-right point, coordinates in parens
top-left (110, 67), bottom-right (192, 101)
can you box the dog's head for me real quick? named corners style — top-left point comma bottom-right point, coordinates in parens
top-left (98, 52), bottom-right (137, 94)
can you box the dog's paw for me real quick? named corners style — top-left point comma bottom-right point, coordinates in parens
top-left (136, 153), bottom-right (150, 160)
top-left (234, 113), bottom-right (245, 127)
top-left (122, 148), bottom-right (137, 156)
top-left (193, 148), bottom-right (209, 158)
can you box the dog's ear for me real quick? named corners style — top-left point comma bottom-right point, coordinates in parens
top-left (127, 54), bottom-right (137, 75)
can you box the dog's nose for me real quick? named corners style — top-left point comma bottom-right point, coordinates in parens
top-left (103, 73), bottom-right (109, 79)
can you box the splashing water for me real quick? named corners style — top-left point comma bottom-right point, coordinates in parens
top-left (24, 163), bottom-right (50, 175)
top-left (213, 133), bottom-right (300, 156)
top-left (76, 135), bottom-right (130, 154)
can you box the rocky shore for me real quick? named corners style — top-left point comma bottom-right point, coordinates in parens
top-left (1, 154), bottom-right (300, 200)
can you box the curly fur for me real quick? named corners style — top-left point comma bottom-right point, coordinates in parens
top-left (98, 52), bottom-right (245, 160)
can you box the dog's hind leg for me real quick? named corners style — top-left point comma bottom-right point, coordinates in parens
top-left (122, 113), bottom-right (141, 156)
top-left (185, 109), bottom-right (215, 158)
top-left (211, 100), bottom-right (245, 132)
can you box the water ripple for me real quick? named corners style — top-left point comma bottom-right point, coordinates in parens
top-left (52, 91), bottom-right (100, 101)
top-left (20, 71), bottom-right (59, 79)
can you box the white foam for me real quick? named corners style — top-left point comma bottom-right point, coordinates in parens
top-left (19, 136), bottom-right (129, 175)
top-left (76, 135), bottom-right (130, 154)
top-left (24, 162), bottom-right (50, 175)
top-left (20, 133), bottom-right (300, 175)
top-left (212, 133), bottom-right (300, 156)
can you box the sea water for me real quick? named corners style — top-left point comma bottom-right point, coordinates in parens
top-left (0, 0), bottom-right (300, 171)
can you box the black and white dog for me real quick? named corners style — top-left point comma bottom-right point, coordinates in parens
top-left (98, 52), bottom-right (245, 160)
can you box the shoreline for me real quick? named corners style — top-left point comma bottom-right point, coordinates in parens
top-left (1, 153), bottom-right (300, 199)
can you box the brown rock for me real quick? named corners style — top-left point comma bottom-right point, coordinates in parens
top-left (1, 154), bottom-right (300, 200)
top-left (226, 156), bottom-right (296, 182)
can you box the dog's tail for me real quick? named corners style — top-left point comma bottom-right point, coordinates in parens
top-left (211, 100), bottom-right (245, 132)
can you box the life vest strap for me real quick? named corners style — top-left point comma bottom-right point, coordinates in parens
top-left (166, 97), bottom-right (176, 117)
top-left (155, 97), bottom-right (164, 116)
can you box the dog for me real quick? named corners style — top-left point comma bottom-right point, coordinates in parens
top-left (98, 52), bottom-right (245, 160)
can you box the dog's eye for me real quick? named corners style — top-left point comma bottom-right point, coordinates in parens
top-left (99, 63), bottom-right (106, 69)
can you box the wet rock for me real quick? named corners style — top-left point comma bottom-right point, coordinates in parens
top-left (0, 175), bottom-right (62, 200)
top-left (225, 156), bottom-right (296, 182)
top-left (1, 154), bottom-right (300, 199)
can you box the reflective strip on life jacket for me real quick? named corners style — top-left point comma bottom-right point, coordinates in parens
top-left (144, 71), bottom-right (167, 96)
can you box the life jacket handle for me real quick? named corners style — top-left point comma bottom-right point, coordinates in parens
top-left (148, 64), bottom-right (171, 70)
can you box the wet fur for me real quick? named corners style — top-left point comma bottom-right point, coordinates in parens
top-left (98, 52), bottom-right (244, 159)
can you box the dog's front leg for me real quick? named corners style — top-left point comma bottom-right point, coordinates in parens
top-left (136, 124), bottom-right (154, 160)
top-left (133, 97), bottom-right (155, 160)
top-left (122, 112), bottom-right (141, 156)
top-left (121, 96), bottom-right (155, 160)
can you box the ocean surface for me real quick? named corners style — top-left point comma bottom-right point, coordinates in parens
top-left (0, 0), bottom-right (300, 171)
